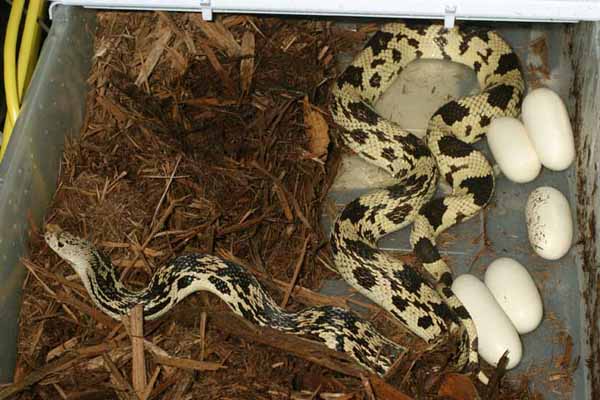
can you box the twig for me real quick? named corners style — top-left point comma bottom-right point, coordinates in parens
top-left (28, 321), bottom-right (46, 358)
top-left (0, 342), bottom-right (122, 399)
top-left (152, 156), bottom-right (182, 223)
top-left (147, 370), bottom-right (183, 399)
top-left (273, 183), bottom-right (294, 222)
top-left (129, 305), bottom-right (147, 397)
top-left (55, 291), bottom-right (117, 328)
top-left (46, 337), bottom-right (79, 362)
top-left (485, 351), bottom-right (510, 400)
top-left (250, 161), bottom-right (312, 230)
top-left (142, 340), bottom-right (176, 376)
top-left (208, 311), bottom-right (368, 378)
top-left (199, 311), bottom-right (207, 361)
top-left (207, 311), bottom-right (410, 399)
top-left (123, 194), bottom-right (188, 279)
top-left (281, 235), bottom-right (310, 308)
top-left (21, 258), bottom-right (87, 296)
top-left (215, 207), bottom-right (274, 237)
top-left (140, 367), bottom-right (161, 400)
top-left (361, 375), bottom-right (377, 400)
top-left (152, 354), bottom-right (224, 371)
top-left (198, 42), bottom-right (237, 96)
top-left (21, 260), bottom-right (80, 323)
top-left (102, 353), bottom-right (137, 399)
top-left (166, 371), bottom-right (194, 400)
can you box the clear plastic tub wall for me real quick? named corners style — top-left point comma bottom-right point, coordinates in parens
top-left (0, 6), bottom-right (597, 398)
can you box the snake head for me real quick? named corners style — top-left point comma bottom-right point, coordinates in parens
top-left (44, 224), bottom-right (95, 276)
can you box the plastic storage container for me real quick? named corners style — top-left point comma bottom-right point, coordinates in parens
top-left (1, 5), bottom-right (599, 399)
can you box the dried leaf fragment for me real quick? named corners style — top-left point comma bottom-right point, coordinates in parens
top-left (302, 97), bottom-right (329, 159)
top-left (437, 373), bottom-right (479, 400)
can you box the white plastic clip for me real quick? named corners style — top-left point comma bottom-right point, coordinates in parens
top-left (444, 5), bottom-right (457, 29)
top-left (200, 0), bottom-right (213, 20)
top-left (49, 1), bottom-right (63, 20)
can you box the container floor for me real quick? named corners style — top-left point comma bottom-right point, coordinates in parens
top-left (322, 22), bottom-right (581, 399)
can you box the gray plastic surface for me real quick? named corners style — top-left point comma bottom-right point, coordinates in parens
top-left (569, 21), bottom-right (600, 398)
top-left (0, 7), bottom-right (596, 398)
top-left (0, 6), bottom-right (95, 382)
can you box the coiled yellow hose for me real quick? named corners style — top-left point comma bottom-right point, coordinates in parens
top-left (19, 0), bottom-right (45, 98)
top-left (1, 0), bottom-right (45, 162)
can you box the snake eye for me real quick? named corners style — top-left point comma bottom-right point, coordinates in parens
top-left (58, 242), bottom-right (64, 248)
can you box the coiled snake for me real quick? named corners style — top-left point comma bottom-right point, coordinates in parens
top-left (44, 22), bottom-right (524, 380)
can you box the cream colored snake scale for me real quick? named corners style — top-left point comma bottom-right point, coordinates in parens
top-left (44, 22), bottom-right (524, 382)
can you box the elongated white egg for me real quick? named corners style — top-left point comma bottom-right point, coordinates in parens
top-left (488, 117), bottom-right (541, 183)
top-left (521, 88), bottom-right (575, 171)
top-left (452, 274), bottom-right (522, 369)
top-left (484, 258), bottom-right (543, 334)
top-left (526, 186), bottom-right (573, 260)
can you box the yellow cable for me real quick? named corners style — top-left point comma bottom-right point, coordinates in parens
top-left (3, 116), bottom-right (13, 144)
top-left (1, 0), bottom-right (26, 161)
top-left (17, 0), bottom-right (46, 98)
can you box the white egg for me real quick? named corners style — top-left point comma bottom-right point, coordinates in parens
top-left (484, 258), bottom-right (543, 334)
top-left (487, 117), bottom-right (541, 183)
top-left (452, 274), bottom-right (522, 369)
top-left (521, 87), bottom-right (575, 171)
top-left (526, 186), bottom-right (573, 260)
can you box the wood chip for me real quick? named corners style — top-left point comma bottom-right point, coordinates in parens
top-left (157, 11), bottom-right (196, 54)
top-left (198, 42), bottom-right (237, 96)
top-left (135, 28), bottom-right (173, 87)
top-left (46, 337), bottom-right (80, 362)
top-left (181, 97), bottom-right (238, 107)
top-left (129, 305), bottom-right (147, 397)
top-left (240, 31), bottom-right (255, 94)
top-left (152, 354), bottom-right (224, 371)
top-left (97, 96), bottom-right (129, 123)
top-left (193, 17), bottom-right (241, 57)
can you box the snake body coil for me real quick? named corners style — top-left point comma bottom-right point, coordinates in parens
top-left (329, 22), bottom-right (524, 373)
top-left (44, 23), bottom-right (524, 379)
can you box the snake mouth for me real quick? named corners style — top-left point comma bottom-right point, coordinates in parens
top-left (44, 224), bottom-right (71, 252)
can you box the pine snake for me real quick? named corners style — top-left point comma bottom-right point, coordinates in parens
top-left (44, 22), bottom-right (524, 380)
